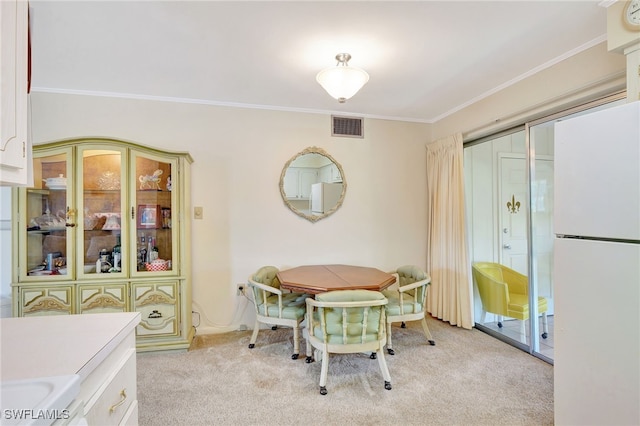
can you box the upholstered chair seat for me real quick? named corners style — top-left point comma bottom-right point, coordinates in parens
top-left (304, 289), bottom-right (391, 395)
top-left (382, 265), bottom-right (435, 355)
top-left (247, 266), bottom-right (309, 359)
top-left (255, 293), bottom-right (307, 318)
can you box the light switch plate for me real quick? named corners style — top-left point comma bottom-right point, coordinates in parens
top-left (194, 206), bottom-right (203, 219)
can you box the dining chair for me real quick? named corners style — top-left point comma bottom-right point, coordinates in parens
top-left (247, 266), bottom-right (308, 360)
top-left (472, 262), bottom-right (549, 343)
top-left (382, 265), bottom-right (435, 355)
top-left (304, 289), bottom-right (392, 395)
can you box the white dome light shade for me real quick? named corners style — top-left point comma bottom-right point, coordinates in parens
top-left (316, 53), bottom-right (369, 103)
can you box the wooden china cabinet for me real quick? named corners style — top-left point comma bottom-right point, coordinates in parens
top-left (10, 138), bottom-right (194, 352)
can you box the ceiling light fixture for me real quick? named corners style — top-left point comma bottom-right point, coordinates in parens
top-left (316, 53), bottom-right (369, 103)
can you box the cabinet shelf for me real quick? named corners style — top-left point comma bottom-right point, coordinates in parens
top-left (27, 229), bottom-right (59, 235)
top-left (27, 189), bottom-right (50, 195)
top-left (84, 189), bottom-right (121, 194)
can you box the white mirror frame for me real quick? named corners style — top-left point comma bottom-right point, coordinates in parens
top-left (279, 146), bottom-right (347, 223)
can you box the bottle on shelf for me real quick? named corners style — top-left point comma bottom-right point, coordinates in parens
top-left (151, 244), bottom-right (159, 261)
top-left (98, 248), bottom-right (111, 273)
top-left (112, 235), bottom-right (121, 271)
top-left (146, 236), bottom-right (153, 263)
top-left (138, 233), bottom-right (147, 271)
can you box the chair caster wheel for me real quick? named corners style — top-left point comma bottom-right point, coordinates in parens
top-left (401, 322), bottom-right (406, 328)
top-left (248, 343), bottom-right (255, 349)
top-left (320, 386), bottom-right (327, 395)
top-left (541, 332), bottom-right (548, 339)
top-left (305, 356), bottom-right (314, 363)
top-left (428, 340), bottom-right (436, 346)
top-left (370, 352), bottom-right (377, 359)
top-left (387, 348), bottom-right (395, 355)
top-left (498, 322), bottom-right (503, 328)
top-left (292, 353), bottom-right (299, 360)
top-left (384, 381), bottom-right (392, 390)
top-left (271, 326), bottom-right (277, 330)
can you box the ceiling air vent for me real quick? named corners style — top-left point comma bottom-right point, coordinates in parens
top-left (332, 115), bottom-right (363, 138)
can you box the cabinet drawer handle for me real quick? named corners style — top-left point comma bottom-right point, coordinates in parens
top-left (109, 388), bottom-right (127, 414)
top-left (148, 310), bottom-right (162, 319)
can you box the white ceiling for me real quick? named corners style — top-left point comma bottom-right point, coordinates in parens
top-left (28, 1), bottom-right (609, 123)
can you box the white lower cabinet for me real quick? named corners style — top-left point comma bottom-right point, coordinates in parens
top-left (54, 399), bottom-right (85, 425)
top-left (82, 337), bottom-right (137, 425)
top-left (54, 335), bottom-right (137, 426)
top-left (1, 313), bottom-right (140, 426)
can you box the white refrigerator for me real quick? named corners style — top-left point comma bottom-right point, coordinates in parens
top-left (553, 101), bottom-right (640, 425)
top-left (310, 183), bottom-right (342, 214)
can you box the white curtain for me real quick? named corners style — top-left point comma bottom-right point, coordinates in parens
top-left (425, 133), bottom-right (472, 329)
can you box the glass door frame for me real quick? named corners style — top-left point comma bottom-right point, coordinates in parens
top-left (129, 149), bottom-right (178, 278)
top-left (76, 144), bottom-right (128, 279)
top-left (466, 91), bottom-right (626, 363)
top-left (18, 146), bottom-right (74, 283)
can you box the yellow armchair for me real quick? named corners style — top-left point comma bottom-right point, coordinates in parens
top-left (472, 262), bottom-right (548, 342)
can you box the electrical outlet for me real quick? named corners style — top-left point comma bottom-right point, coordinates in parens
top-left (237, 284), bottom-right (244, 296)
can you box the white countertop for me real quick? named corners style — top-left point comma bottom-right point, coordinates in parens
top-left (1, 312), bottom-right (140, 381)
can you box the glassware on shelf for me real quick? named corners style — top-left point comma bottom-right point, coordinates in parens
top-left (97, 248), bottom-right (112, 273)
top-left (84, 208), bottom-right (98, 230)
top-left (97, 170), bottom-right (120, 190)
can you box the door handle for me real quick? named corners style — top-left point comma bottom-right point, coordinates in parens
top-left (503, 243), bottom-right (511, 249)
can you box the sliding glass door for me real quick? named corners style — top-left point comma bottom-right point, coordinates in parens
top-left (464, 129), bottom-right (553, 360)
top-left (464, 94), bottom-right (625, 362)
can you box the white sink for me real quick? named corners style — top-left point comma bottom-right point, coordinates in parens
top-left (1, 375), bottom-right (80, 425)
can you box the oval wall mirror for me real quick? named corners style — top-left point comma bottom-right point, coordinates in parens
top-left (279, 146), bottom-right (347, 222)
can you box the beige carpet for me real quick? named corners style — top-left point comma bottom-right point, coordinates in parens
top-left (137, 317), bottom-right (553, 425)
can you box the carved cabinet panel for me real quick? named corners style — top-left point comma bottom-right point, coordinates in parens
top-left (77, 283), bottom-right (128, 314)
top-left (18, 286), bottom-right (73, 316)
top-left (132, 280), bottom-right (180, 339)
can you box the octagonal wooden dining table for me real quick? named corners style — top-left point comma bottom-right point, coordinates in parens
top-left (277, 264), bottom-right (396, 294)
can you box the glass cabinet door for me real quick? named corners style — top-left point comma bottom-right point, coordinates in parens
top-left (78, 146), bottom-right (127, 278)
top-left (131, 150), bottom-right (176, 275)
top-left (23, 148), bottom-right (73, 280)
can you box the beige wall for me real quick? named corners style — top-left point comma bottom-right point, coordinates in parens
top-left (29, 93), bottom-right (431, 333)
top-left (23, 39), bottom-right (627, 335)
top-left (432, 42), bottom-right (626, 142)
